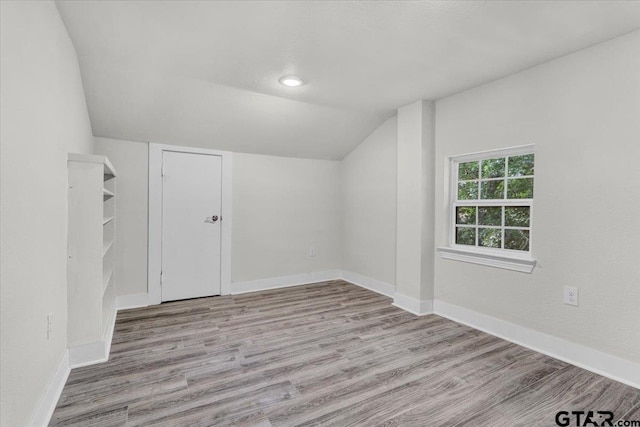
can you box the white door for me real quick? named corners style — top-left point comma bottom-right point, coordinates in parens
top-left (161, 151), bottom-right (222, 302)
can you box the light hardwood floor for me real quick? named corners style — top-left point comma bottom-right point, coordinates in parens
top-left (51, 280), bottom-right (640, 426)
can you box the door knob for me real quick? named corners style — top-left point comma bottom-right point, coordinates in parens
top-left (211, 215), bottom-right (219, 222)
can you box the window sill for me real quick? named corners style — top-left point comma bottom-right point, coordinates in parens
top-left (437, 247), bottom-right (536, 273)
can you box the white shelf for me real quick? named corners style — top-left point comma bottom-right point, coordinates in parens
top-left (103, 267), bottom-right (114, 294)
top-left (103, 239), bottom-right (114, 257)
top-left (103, 158), bottom-right (117, 179)
top-left (68, 153), bottom-right (118, 178)
top-left (103, 188), bottom-right (115, 200)
top-left (67, 152), bottom-right (117, 353)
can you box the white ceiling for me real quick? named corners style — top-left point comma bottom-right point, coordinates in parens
top-left (56, 1), bottom-right (640, 160)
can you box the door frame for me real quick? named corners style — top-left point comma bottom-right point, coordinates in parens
top-left (148, 143), bottom-right (232, 305)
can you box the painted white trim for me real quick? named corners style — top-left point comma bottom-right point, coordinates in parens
top-left (148, 143), bottom-right (233, 305)
top-left (446, 145), bottom-right (536, 261)
top-left (68, 292), bottom-right (151, 369)
top-left (392, 292), bottom-right (434, 316)
top-left (68, 152), bottom-right (117, 176)
top-left (28, 350), bottom-right (70, 427)
top-left (73, 273), bottom-right (639, 391)
top-left (34, 293), bottom-right (149, 425)
top-left (437, 247), bottom-right (536, 273)
top-left (68, 341), bottom-right (108, 368)
top-left (115, 293), bottom-right (149, 310)
top-left (343, 271), bottom-right (639, 388)
top-left (232, 270), bottom-right (342, 294)
top-left (341, 270), bottom-right (395, 298)
top-left (433, 300), bottom-right (640, 390)
top-left (450, 144), bottom-right (535, 163)
top-left (68, 300), bottom-right (117, 368)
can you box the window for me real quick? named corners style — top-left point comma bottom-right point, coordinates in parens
top-left (438, 145), bottom-right (536, 273)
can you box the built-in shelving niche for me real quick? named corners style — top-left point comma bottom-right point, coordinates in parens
top-left (67, 153), bottom-right (117, 364)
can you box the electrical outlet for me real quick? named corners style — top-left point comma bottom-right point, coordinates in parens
top-left (47, 313), bottom-right (53, 339)
top-left (309, 247), bottom-right (317, 257)
top-left (563, 286), bottom-right (578, 306)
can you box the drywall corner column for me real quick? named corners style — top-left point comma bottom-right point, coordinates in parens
top-left (395, 100), bottom-right (435, 314)
top-left (420, 101), bottom-right (436, 302)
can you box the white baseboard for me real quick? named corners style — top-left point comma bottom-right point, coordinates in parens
top-left (392, 292), bottom-right (434, 316)
top-left (341, 270), bottom-right (395, 298)
top-left (68, 301), bottom-right (117, 368)
top-left (101, 302), bottom-right (117, 360)
top-left (68, 293), bottom-right (127, 369)
top-left (72, 276), bottom-right (640, 390)
top-left (68, 340), bottom-right (108, 368)
top-left (342, 272), bottom-right (639, 389)
top-left (231, 270), bottom-right (342, 294)
top-left (28, 350), bottom-right (70, 427)
top-left (38, 293), bottom-right (148, 425)
top-left (115, 293), bottom-right (149, 310)
top-left (434, 300), bottom-right (640, 390)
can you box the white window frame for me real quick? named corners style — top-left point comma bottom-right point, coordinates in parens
top-left (437, 144), bottom-right (537, 273)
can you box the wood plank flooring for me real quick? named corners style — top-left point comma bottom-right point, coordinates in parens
top-left (51, 280), bottom-right (640, 426)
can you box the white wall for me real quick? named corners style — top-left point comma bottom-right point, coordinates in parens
top-left (396, 101), bottom-right (436, 303)
top-left (342, 116), bottom-right (397, 286)
top-left (232, 153), bottom-right (342, 283)
top-left (88, 141), bottom-right (343, 291)
top-left (0, 2), bottom-right (94, 425)
top-left (434, 30), bottom-right (640, 363)
top-left (3, 4), bottom-right (636, 422)
top-left (94, 137), bottom-right (149, 296)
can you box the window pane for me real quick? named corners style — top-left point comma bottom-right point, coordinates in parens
top-left (507, 178), bottom-right (534, 199)
top-left (480, 180), bottom-right (504, 199)
top-left (478, 206), bottom-right (502, 226)
top-left (458, 181), bottom-right (478, 200)
top-left (508, 154), bottom-right (534, 177)
top-left (456, 227), bottom-right (476, 246)
top-left (456, 206), bottom-right (476, 225)
top-left (458, 161), bottom-right (479, 180)
top-left (479, 228), bottom-right (501, 248)
top-left (481, 158), bottom-right (505, 178)
top-left (505, 229), bottom-right (530, 251)
top-left (505, 206), bottom-right (530, 227)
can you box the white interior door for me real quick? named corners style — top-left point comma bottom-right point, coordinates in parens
top-left (161, 151), bottom-right (222, 302)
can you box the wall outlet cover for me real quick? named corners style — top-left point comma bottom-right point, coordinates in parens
top-left (563, 286), bottom-right (579, 307)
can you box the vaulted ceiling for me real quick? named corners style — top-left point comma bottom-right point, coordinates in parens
top-left (56, 1), bottom-right (640, 160)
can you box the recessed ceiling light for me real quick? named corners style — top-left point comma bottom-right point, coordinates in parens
top-left (279, 75), bottom-right (304, 87)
